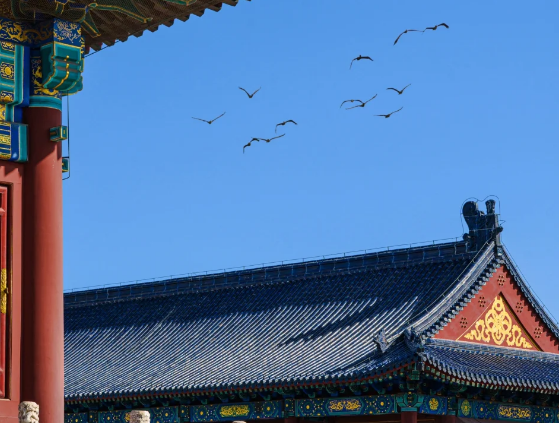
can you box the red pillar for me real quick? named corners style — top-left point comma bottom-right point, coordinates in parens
top-left (441, 416), bottom-right (456, 423)
top-left (21, 107), bottom-right (64, 423)
top-left (401, 411), bottom-right (417, 423)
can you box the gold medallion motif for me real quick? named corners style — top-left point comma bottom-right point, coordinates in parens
top-left (429, 398), bottom-right (439, 411)
top-left (461, 296), bottom-right (534, 349)
top-left (460, 400), bottom-right (472, 416)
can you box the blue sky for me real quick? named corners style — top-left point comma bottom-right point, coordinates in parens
top-left (64, 0), bottom-right (558, 316)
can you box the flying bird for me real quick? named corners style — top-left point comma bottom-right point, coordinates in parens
top-left (386, 84), bottom-right (411, 95)
top-left (243, 138), bottom-right (261, 153)
top-left (375, 107), bottom-right (403, 118)
top-left (274, 120), bottom-right (297, 133)
top-left (393, 29), bottom-right (421, 45)
top-left (260, 134), bottom-right (285, 143)
top-left (424, 23), bottom-right (449, 31)
top-left (349, 55), bottom-right (373, 69)
top-left (346, 94), bottom-right (378, 110)
top-left (239, 87), bottom-right (261, 98)
top-left (340, 99), bottom-right (364, 109)
top-left (191, 112), bottom-right (226, 125)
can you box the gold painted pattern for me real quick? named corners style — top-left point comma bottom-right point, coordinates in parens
top-left (1, 269), bottom-right (7, 314)
top-left (55, 20), bottom-right (81, 44)
top-left (0, 90), bottom-right (13, 104)
top-left (328, 399), bottom-right (362, 412)
top-left (0, 42), bottom-right (14, 52)
top-left (462, 296), bottom-right (534, 349)
top-left (429, 398), bottom-right (439, 411)
top-left (498, 405), bottom-right (531, 420)
top-left (0, 62), bottom-right (14, 80)
top-left (219, 405), bottom-right (249, 418)
top-left (31, 58), bottom-right (58, 97)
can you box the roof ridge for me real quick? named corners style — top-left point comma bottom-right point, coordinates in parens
top-left (64, 240), bottom-right (472, 307)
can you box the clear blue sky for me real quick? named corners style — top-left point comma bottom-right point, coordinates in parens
top-left (64, 0), bottom-right (559, 315)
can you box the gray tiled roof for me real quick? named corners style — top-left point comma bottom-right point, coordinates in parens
top-left (63, 241), bottom-right (559, 400)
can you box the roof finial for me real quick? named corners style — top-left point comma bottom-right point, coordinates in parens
top-left (462, 198), bottom-right (502, 251)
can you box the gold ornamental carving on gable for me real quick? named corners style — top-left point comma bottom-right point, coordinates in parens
top-left (460, 296), bottom-right (535, 349)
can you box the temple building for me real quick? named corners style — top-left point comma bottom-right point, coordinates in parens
top-left (63, 200), bottom-right (559, 423)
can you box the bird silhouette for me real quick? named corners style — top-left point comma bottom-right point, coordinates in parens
top-left (340, 99), bottom-right (363, 109)
top-left (275, 120), bottom-right (297, 133)
top-left (349, 55), bottom-right (373, 69)
top-left (191, 112), bottom-right (226, 124)
top-left (260, 134), bottom-right (285, 143)
top-left (239, 87), bottom-right (261, 98)
top-left (423, 23), bottom-right (449, 31)
top-left (393, 29), bottom-right (421, 45)
top-left (346, 94), bottom-right (378, 110)
top-left (386, 84), bottom-right (411, 95)
top-left (375, 107), bottom-right (403, 118)
top-left (243, 138), bottom-right (261, 153)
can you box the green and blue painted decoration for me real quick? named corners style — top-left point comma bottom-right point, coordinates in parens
top-left (297, 395), bottom-right (396, 417)
top-left (0, 121), bottom-right (26, 161)
top-left (65, 396), bottom-right (559, 423)
top-left (50, 125), bottom-right (67, 141)
top-left (0, 16), bottom-right (83, 163)
top-left (192, 400), bottom-right (282, 422)
top-left (458, 399), bottom-right (556, 423)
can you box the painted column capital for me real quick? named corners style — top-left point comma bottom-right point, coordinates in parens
top-left (0, 17), bottom-right (83, 163)
top-left (396, 393), bottom-right (425, 412)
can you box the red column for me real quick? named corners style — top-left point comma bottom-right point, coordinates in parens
top-left (21, 107), bottom-right (64, 423)
top-left (441, 416), bottom-right (456, 423)
top-left (401, 410), bottom-right (418, 423)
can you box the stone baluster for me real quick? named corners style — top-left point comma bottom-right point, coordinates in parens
top-left (18, 402), bottom-right (39, 423)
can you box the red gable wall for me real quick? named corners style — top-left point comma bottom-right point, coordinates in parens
top-left (435, 265), bottom-right (559, 353)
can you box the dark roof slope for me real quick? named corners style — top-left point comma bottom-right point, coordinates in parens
top-left (424, 339), bottom-right (559, 392)
top-left (65, 241), bottom-right (492, 400)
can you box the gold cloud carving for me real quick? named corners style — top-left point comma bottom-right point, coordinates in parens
top-left (462, 296), bottom-right (533, 349)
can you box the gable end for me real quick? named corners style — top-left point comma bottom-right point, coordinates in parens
top-left (435, 265), bottom-right (559, 353)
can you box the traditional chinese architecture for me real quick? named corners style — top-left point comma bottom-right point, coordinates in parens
top-left (63, 200), bottom-right (559, 423)
top-left (0, 0), bottom-right (244, 422)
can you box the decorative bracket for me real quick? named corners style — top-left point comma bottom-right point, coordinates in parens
top-left (50, 125), bottom-right (68, 142)
top-left (396, 393), bottom-right (425, 412)
top-left (62, 157), bottom-right (69, 173)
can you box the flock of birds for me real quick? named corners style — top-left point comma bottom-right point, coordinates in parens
top-left (191, 23), bottom-right (449, 153)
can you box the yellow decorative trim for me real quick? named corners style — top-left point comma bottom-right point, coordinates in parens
top-left (219, 405), bottom-right (249, 418)
top-left (0, 268), bottom-right (7, 314)
top-left (328, 399), bottom-right (362, 412)
top-left (498, 405), bottom-right (531, 420)
top-left (462, 296), bottom-right (533, 349)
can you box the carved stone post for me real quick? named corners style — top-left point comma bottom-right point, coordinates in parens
top-left (18, 401), bottom-right (39, 423)
top-left (130, 410), bottom-right (150, 423)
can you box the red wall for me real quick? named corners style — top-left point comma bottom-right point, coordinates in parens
top-left (0, 162), bottom-right (23, 422)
